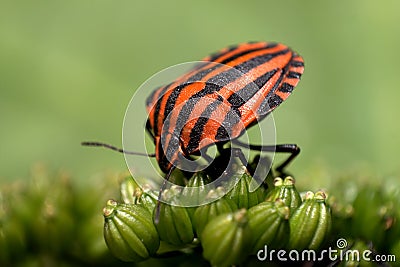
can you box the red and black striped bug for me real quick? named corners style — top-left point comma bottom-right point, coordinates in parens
top-left (83, 41), bottom-right (304, 215)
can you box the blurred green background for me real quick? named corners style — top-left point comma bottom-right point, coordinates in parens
top-left (1, 0), bottom-right (399, 185)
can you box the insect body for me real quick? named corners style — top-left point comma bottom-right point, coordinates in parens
top-left (82, 41), bottom-right (304, 219)
top-left (145, 42), bottom-right (304, 175)
top-left (82, 41), bottom-right (304, 206)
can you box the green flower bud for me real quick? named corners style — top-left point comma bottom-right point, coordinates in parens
top-left (182, 171), bottom-right (213, 219)
top-left (153, 187), bottom-right (194, 245)
top-left (193, 188), bottom-right (237, 238)
top-left (119, 175), bottom-right (139, 204)
top-left (119, 176), bottom-right (157, 215)
top-left (351, 187), bottom-right (388, 248)
top-left (287, 191), bottom-right (332, 250)
top-left (103, 200), bottom-right (159, 262)
top-left (133, 184), bottom-right (157, 215)
top-left (247, 200), bottom-right (290, 253)
top-left (247, 154), bottom-right (273, 191)
top-left (265, 176), bottom-right (302, 215)
top-left (226, 172), bottom-right (266, 209)
top-left (202, 209), bottom-right (252, 267)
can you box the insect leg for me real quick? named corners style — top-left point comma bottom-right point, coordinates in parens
top-left (198, 148), bottom-right (214, 166)
top-left (273, 144), bottom-right (300, 172)
top-left (231, 147), bottom-right (249, 168)
top-left (216, 142), bottom-right (228, 154)
top-left (231, 139), bottom-right (300, 172)
top-left (231, 147), bottom-right (267, 186)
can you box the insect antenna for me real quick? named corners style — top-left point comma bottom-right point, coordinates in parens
top-left (154, 165), bottom-right (176, 224)
top-left (81, 141), bottom-right (156, 157)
